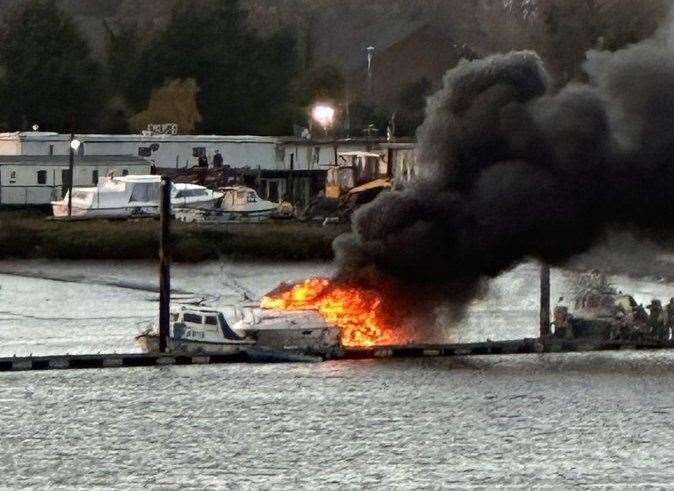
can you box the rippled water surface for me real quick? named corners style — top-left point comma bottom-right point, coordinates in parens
top-left (1, 260), bottom-right (673, 488)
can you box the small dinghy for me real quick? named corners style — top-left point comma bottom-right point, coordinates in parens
top-left (175, 186), bottom-right (277, 223)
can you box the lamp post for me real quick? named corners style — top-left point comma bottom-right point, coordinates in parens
top-left (68, 134), bottom-right (81, 218)
top-left (312, 103), bottom-right (337, 167)
top-left (311, 104), bottom-right (335, 137)
top-left (366, 45), bottom-right (375, 98)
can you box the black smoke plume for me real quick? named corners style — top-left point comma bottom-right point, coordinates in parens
top-left (333, 20), bottom-right (674, 325)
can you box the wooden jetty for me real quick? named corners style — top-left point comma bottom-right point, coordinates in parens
top-left (0, 349), bottom-right (323, 373)
top-left (1, 338), bottom-right (672, 373)
top-left (341, 338), bottom-right (674, 360)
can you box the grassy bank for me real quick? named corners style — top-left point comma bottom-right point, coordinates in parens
top-left (0, 210), bottom-right (348, 262)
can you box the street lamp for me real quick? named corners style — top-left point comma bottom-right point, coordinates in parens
top-left (311, 104), bottom-right (335, 137)
top-left (68, 134), bottom-right (81, 218)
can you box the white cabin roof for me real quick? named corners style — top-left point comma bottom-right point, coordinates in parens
top-left (220, 186), bottom-right (256, 192)
top-left (113, 175), bottom-right (161, 183)
top-left (338, 151), bottom-right (382, 158)
top-left (173, 183), bottom-right (207, 190)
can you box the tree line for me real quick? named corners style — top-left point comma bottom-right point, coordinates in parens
top-left (0, 0), bottom-right (666, 137)
top-left (0, 0), bottom-right (352, 136)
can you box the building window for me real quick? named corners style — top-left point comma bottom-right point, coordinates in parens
top-left (37, 170), bottom-right (47, 184)
top-left (92, 170), bottom-right (99, 185)
top-left (192, 147), bottom-right (206, 157)
top-left (49, 145), bottom-right (54, 156)
top-left (122, 169), bottom-right (129, 176)
top-left (138, 146), bottom-right (152, 157)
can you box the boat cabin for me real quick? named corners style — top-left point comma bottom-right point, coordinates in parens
top-left (171, 306), bottom-right (246, 344)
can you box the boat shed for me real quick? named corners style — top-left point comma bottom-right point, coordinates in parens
top-left (0, 155), bottom-right (151, 206)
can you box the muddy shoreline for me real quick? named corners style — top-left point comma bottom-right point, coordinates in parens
top-left (0, 209), bottom-right (347, 262)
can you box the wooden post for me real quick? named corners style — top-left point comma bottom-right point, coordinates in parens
top-left (68, 133), bottom-right (74, 217)
top-left (159, 176), bottom-right (172, 353)
top-left (540, 265), bottom-right (551, 338)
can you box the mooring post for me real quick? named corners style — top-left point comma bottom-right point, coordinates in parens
top-left (68, 133), bottom-right (75, 218)
top-left (540, 265), bottom-right (551, 338)
top-left (159, 176), bottom-right (172, 353)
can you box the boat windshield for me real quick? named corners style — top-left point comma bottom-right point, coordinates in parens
top-left (176, 189), bottom-right (208, 198)
top-left (129, 183), bottom-right (160, 203)
top-left (218, 313), bottom-right (244, 340)
top-left (236, 190), bottom-right (257, 203)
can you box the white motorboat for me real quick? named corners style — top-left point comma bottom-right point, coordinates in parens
top-left (136, 304), bottom-right (342, 358)
top-left (51, 175), bottom-right (223, 219)
top-left (172, 183), bottom-right (223, 210)
top-left (231, 305), bottom-right (342, 357)
top-left (136, 305), bottom-right (255, 354)
top-left (175, 186), bottom-right (277, 223)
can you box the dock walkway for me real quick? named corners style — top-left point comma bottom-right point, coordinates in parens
top-left (1, 338), bottom-right (672, 373)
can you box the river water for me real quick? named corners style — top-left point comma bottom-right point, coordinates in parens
top-left (1, 260), bottom-right (673, 488)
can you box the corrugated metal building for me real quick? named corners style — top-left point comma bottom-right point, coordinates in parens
top-left (0, 155), bottom-right (151, 206)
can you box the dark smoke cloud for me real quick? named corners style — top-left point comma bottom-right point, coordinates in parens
top-left (333, 19), bottom-right (674, 325)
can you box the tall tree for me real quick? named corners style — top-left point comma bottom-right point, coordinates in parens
top-left (131, 0), bottom-right (298, 135)
top-left (129, 78), bottom-right (202, 134)
top-left (0, 0), bottom-right (103, 131)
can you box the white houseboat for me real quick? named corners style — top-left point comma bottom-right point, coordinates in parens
top-left (0, 154), bottom-right (151, 206)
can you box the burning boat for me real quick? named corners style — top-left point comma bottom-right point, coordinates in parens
top-left (138, 277), bottom-right (399, 358)
top-left (259, 277), bottom-right (398, 347)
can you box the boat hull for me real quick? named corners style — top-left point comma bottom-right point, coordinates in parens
top-left (51, 199), bottom-right (217, 220)
top-left (136, 334), bottom-right (254, 354)
top-left (175, 207), bottom-right (275, 223)
top-left (51, 202), bottom-right (157, 219)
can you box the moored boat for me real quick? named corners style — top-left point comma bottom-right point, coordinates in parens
top-left (175, 186), bottom-right (277, 223)
top-left (136, 303), bottom-right (342, 358)
top-left (51, 175), bottom-right (223, 219)
top-left (136, 305), bottom-right (255, 354)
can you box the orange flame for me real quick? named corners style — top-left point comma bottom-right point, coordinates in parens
top-left (261, 278), bottom-right (395, 347)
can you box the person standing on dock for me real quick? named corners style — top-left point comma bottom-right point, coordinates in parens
top-left (665, 298), bottom-right (674, 341)
top-left (647, 300), bottom-right (665, 340)
top-left (213, 149), bottom-right (223, 168)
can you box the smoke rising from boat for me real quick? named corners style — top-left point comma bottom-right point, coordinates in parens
top-left (333, 17), bottom-right (674, 330)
